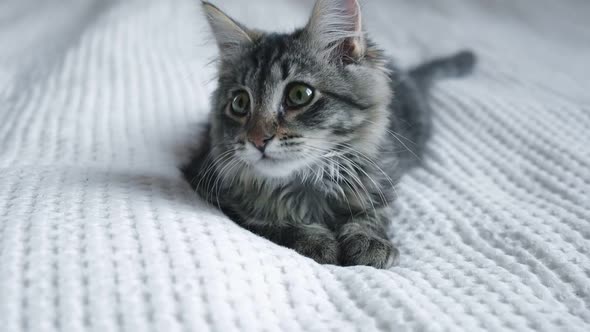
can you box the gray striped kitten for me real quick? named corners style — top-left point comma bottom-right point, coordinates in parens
top-left (183, 0), bottom-right (475, 268)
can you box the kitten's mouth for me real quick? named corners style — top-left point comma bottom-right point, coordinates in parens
top-left (256, 151), bottom-right (287, 162)
top-left (260, 154), bottom-right (273, 160)
top-left (251, 154), bottom-right (305, 178)
top-left (257, 155), bottom-right (285, 165)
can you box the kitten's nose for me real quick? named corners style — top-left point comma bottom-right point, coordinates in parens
top-left (249, 134), bottom-right (275, 153)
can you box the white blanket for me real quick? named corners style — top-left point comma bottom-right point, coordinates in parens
top-left (1, 0), bottom-right (589, 331)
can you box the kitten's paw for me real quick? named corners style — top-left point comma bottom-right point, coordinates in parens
top-left (292, 232), bottom-right (340, 265)
top-left (338, 229), bottom-right (399, 269)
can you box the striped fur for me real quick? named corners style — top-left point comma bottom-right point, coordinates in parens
top-left (184, 0), bottom-right (476, 268)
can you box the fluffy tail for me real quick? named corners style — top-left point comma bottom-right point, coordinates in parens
top-left (392, 50), bottom-right (476, 171)
top-left (409, 50), bottom-right (477, 89)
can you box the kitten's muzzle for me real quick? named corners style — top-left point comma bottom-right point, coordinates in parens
top-left (248, 134), bottom-right (275, 153)
top-left (246, 117), bottom-right (278, 153)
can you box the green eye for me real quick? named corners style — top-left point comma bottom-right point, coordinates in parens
top-left (286, 83), bottom-right (314, 108)
top-left (231, 91), bottom-right (250, 116)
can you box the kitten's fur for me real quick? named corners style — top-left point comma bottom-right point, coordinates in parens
top-left (183, 0), bottom-right (476, 268)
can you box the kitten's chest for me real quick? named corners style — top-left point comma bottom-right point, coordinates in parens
top-left (230, 182), bottom-right (336, 226)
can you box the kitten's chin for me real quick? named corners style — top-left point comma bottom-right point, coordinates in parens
top-left (251, 158), bottom-right (307, 179)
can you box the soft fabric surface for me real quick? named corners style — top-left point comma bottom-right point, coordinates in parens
top-left (1, 0), bottom-right (589, 331)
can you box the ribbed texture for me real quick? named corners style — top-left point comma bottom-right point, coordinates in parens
top-left (1, 0), bottom-right (589, 331)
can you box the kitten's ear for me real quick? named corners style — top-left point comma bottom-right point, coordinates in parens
top-left (201, 1), bottom-right (258, 58)
top-left (305, 0), bottom-right (365, 62)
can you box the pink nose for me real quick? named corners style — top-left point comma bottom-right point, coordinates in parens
top-left (248, 134), bottom-right (275, 152)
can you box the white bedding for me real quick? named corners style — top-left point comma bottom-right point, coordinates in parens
top-left (1, 0), bottom-right (589, 331)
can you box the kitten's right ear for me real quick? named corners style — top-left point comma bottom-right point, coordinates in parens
top-left (305, 0), bottom-right (366, 63)
top-left (201, 1), bottom-right (257, 59)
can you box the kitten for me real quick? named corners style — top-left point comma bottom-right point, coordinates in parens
top-left (183, 0), bottom-right (476, 268)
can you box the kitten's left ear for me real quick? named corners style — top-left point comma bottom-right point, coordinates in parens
top-left (201, 1), bottom-right (259, 59)
top-left (305, 0), bottom-right (366, 62)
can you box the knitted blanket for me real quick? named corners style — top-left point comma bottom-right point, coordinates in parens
top-left (1, 0), bottom-right (589, 331)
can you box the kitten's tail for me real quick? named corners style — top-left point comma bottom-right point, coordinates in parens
top-left (409, 50), bottom-right (477, 89)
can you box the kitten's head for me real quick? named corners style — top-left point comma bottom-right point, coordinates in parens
top-left (203, 0), bottom-right (392, 180)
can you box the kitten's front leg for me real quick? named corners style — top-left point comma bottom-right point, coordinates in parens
top-left (337, 214), bottom-right (399, 269)
top-left (244, 222), bottom-right (340, 265)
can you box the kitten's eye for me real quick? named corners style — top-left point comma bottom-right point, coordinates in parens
top-left (286, 83), bottom-right (314, 108)
top-left (230, 91), bottom-right (250, 116)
